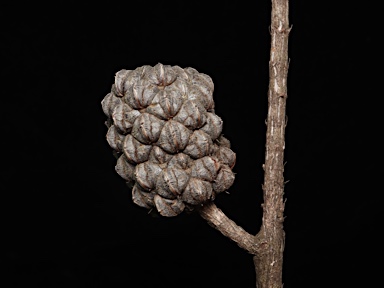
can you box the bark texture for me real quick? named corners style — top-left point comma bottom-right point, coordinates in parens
top-left (198, 202), bottom-right (265, 255)
top-left (199, 0), bottom-right (290, 287)
top-left (253, 0), bottom-right (290, 287)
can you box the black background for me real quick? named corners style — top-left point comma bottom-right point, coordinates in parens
top-left (3, 1), bottom-right (381, 287)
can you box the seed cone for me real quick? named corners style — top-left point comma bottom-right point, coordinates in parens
top-left (101, 63), bottom-right (236, 217)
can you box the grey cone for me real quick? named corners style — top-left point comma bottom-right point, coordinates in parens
top-left (101, 63), bottom-right (236, 217)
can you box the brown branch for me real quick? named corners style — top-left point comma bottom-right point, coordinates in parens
top-left (199, 1), bottom-right (290, 287)
top-left (253, 0), bottom-right (290, 287)
top-left (198, 202), bottom-right (265, 255)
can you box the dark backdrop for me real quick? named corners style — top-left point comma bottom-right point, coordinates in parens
top-left (3, 1), bottom-right (380, 287)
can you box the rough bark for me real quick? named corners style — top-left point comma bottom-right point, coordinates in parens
top-left (252, 0), bottom-right (290, 287)
top-left (198, 202), bottom-right (266, 255)
top-left (199, 0), bottom-right (290, 287)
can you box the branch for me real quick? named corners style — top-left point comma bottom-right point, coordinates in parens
top-left (199, 1), bottom-right (290, 287)
top-left (198, 202), bottom-right (265, 255)
top-left (253, 0), bottom-right (290, 287)
top-left (260, 0), bottom-right (289, 249)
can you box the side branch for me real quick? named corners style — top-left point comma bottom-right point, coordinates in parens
top-left (198, 202), bottom-right (265, 255)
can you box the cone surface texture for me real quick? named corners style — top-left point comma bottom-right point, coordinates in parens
top-left (101, 63), bottom-right (236, 216)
